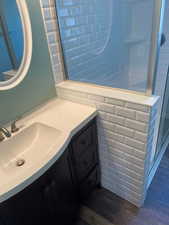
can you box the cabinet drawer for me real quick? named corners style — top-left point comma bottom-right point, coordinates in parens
top-left (74, 146), bottom-right (97, 182)
top-left (72, 124), bottom-right (96, 158)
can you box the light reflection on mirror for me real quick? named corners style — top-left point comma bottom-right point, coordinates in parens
top-left (0, 0), bottom-right (24, 82)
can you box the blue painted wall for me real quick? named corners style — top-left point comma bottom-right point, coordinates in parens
top-left (0, 0), bottom-right (56, 125)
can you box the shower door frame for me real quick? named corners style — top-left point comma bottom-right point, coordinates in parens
top-left (146, 0), bottom-right (166, 96)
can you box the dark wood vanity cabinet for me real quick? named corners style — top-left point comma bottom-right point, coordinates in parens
top-left (0, 118), bottom-right (100, 225)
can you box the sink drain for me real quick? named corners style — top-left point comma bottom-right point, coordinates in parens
top-left (16, 159), bottom-right (25, 167)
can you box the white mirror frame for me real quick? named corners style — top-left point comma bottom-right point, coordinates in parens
top-left (0, 0), bottom-right (32, 91)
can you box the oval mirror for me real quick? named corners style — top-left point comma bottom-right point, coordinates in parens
top-left (0, 0), bottom-right (32, 91)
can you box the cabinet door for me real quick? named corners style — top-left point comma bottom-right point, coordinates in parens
top-left (42, 148), bottom-right (80, 225)
top-left (71, 119), bottom-right (99, 183)
top-left (74, 145), bottom-right (97, 182)
top-left (0, 179), bottom-right (47, 225)
top-left (72, 123), bottom-right (97, 159)
top-left (79, 166), bottom-right (100, 199)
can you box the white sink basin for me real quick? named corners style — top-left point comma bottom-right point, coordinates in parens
top-left (0, 123), bottom-right (61, 172)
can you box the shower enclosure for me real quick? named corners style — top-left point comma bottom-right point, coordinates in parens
top-left (55, 0), bottom-right (168, 168)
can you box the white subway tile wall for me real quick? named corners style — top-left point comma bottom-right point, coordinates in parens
top-left (56, 87), bottom-right (158, 207)
top-left (40, 0), bottom-right (64, 84)
top-left (40, 0), bottom-right (159, 207)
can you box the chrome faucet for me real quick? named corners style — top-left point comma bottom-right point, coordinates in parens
top-left (11, 120), bottom-right (19, 133)
top-left (0, 127), bottom-right (11, 142)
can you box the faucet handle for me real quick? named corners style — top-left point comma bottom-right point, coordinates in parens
top-left (11, 120), bottom-right (19, 133)
top-left (0, 131), bottom-right (5, 142)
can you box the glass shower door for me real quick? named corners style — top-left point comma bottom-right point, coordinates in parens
top-left (155, 67), bottom-right (169, 159)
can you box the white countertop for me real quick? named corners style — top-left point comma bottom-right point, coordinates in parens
top-left (0, 98), bottom-right (97, 203)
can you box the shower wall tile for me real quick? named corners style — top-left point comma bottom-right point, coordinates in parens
top-left (40, 0), bottom-right (65, 83)
top-left (53, 0), bottom-right (129, 87)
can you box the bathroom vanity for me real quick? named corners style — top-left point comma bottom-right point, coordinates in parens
top-left (0, 99), bottom-right (99, 225)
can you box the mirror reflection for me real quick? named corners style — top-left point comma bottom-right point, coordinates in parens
top-left (0, 0), bottom-right (24, 82)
